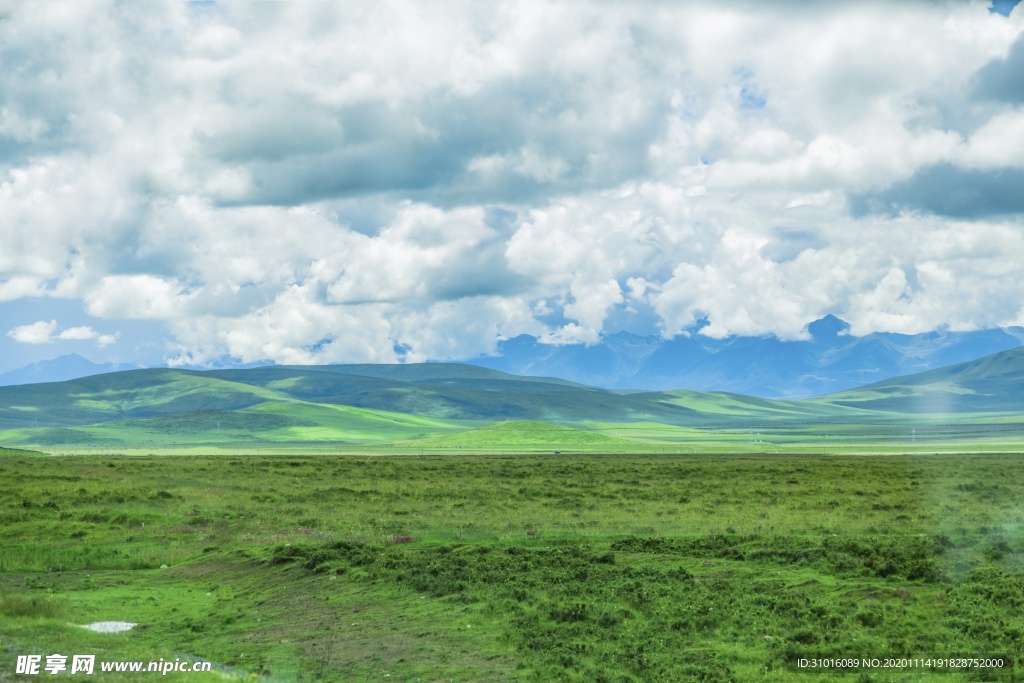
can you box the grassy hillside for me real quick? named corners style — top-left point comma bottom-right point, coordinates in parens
top-left (0, 363), bottom-right (717, 451)
top-left (659, 389), bottom-right (878, 420)
top-left (0, 365), bottom-right (701, 427)
top-left (819, 346), bottom-right (1024, 413)
top-left (0, 369), bottom-right (281, 430)
top-left (0, 351), bottom-right (1022, 452)
top-left (0, 401), bottom-right (469, 450)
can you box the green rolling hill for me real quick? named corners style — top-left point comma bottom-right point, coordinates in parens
top-left (0, 369), bottom-right (281, 429)
top-left (0, 350), bottom-right (1021, 452)
top-left (207, 364), bottom-right (693, 422)
top-left (0, 363), bottom-right (703, 430)
top-left (660, 389), bottom-right (874, 420)
top-left (817, 346), bottom-right (1024, 413)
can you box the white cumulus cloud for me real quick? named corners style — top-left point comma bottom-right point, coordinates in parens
top-left (0, 0), bottom-right (1022, 366)
top-left (7, 320), bottom-right (117, 346)
top-left (7, 320), bottom-right (58, 345)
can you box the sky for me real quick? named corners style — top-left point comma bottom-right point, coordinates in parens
top-left (1, 0), bottom-right (1023, 374)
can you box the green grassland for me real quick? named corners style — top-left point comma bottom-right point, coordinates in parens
top-left (3, 352), bottom-right (1024, 680)
top-left (2, 452), bottom-right (1024, 681)
top-left (393, 421), bottom-right (672, 453)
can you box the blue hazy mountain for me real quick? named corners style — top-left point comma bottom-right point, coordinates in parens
top-left (468, 315), bottom-right (1024, 397)
top-left (0, 353), bottom-right (139, 387)
top-left (0, 354), bottom-right (277, 389)
top-left (7, 316), bottom-right (1022, 397)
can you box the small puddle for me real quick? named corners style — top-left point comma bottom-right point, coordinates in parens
top-left (80, 621), bottom-right (137, 633)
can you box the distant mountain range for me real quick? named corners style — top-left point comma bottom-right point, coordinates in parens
top-left (0, 353), bottom-right (139, 387)
top-left (467, 315), bottom-right (1024, 397)
top-left (3, 316), bottom-right (1022, 398)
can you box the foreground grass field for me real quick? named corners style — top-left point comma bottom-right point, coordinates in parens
top-left (2, 451), bottom-right (1024, 681)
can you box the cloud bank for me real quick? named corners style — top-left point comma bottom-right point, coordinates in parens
top-left (1, 0), bottom-right (1023, 366)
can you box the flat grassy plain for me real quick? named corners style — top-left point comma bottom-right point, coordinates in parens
top-left (3, 450), bottom-right (1024, 681)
